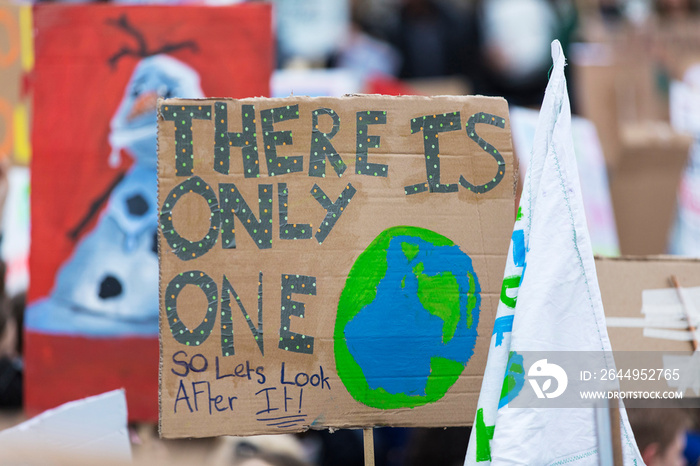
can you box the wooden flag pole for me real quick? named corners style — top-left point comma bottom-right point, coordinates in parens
top-left (363, 427), bottom-right (375, 466)
top-left (596, 397), bottom-right (623, 466)
top-left (670, 275), bottom-right (699, 351)
top-left (609, 398), bottom-right (623, 466)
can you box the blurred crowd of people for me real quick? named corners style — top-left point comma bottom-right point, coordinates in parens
top-left (3, 0), bottom-right (700, 465)
top-left (293, 0), bottom-right (700, 107)
top-left (0, 157), bottom-right (23, 412)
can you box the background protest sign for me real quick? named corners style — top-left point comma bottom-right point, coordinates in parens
top-left (25, 3), bottom-right (272, 422)
top-left (0, 3), bottom-right (32, 166)
top-left (599, 256), bottom-right (700, 352)
top-left (158, 95), bottom-right (514, 437)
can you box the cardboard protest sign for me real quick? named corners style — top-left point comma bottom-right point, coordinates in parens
top-left (599, 256), bottom-right (700, 400)
top-left (0, 3), bottom-right (32, 165)
top-left (25, 4), bottom-right (272, 421)
top-left (158, 95), bottom-right (514, 437)
top-left (598, 256), bottom-right (700, 352)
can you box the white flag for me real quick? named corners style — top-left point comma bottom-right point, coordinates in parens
top-left (464, 41), bottom-right (644, 465)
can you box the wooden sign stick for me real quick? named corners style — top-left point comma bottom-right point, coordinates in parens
top-left (670, 275), bottom-right (699, 351)
top-left (363, 427), bottom-right (375, 466)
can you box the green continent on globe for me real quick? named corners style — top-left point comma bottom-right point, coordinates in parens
top-left (413, 261), bottom-right (460, 343)
top-left (334, 226), bottom-right (481, 409)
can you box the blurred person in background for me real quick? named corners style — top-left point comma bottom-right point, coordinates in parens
top-left (598, 0), bottom-right (625, 21)
top-left (236, 452), bottom-right (312, 466)
top-left (403, 427), bottom-right (470, 466)
top-left (469, 0), bottom-right (577, 107)
top-left (329, 20), bottom-right (402, 81)
top-left (655, 0), bottom-right (699, 17)
top-left (627, 407), bottom-right (690, 466)
top-left (0, 156), bottom-right (20, 409)
top-left (206, 434), bottom-right (313, 466)
top-left (354, 0), bottom-right (478, 96)
top-left (0, 265), bottom-right (22, 409)
top-left (381, 0), bottom-right (470, 79)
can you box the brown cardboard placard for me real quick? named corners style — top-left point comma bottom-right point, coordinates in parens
top-left (597, 255), bottom-right (700, 352)
top-left (157, 95), bottom-right (514, 437)
top-left (609, 123), bottom-right (691, 256)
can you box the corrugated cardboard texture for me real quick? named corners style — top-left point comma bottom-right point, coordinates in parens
top-left (158, 95), bottom-right (514, 437)
top-left (597, 255), bottom-right (700, 352)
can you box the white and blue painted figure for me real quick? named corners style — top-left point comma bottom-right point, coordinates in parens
top-left (27, 55), bottom-right (204, 336)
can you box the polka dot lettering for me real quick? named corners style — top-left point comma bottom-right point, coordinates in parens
top-left (160, 176), bottom-right (220, 261)
top-left (214, 102), bottom-right (260, 178)
top-left (355, 110), bottom-right (388, 177)
top-left (279, 274), bottom-right (316, 354)
top-left (405, 112), bottom-right (461, 195)
top-left (165, 271), bottom-right (218, 346)
top-left (162, 104), bottom-right (211, 176)
top-left (309, 107), bottom-right (346, 178)
top-left (220, 272), bottom-right (264, 356)
top-left (220, 182), bottom-right (273, 250)
top-left (310, 182), bottom-right (357, 245)
top-left (261, 105), bottom-right (302, 176)
top-left (278, 182), bottom-right (312, 240)
top-left (460, 112), bottom-right (507, 194)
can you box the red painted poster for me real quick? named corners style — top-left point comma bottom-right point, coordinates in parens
top-left (25, 4), bottom-right (272, 421)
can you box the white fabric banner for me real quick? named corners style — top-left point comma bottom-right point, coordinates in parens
top-left (464, 41), bottom-right (643, 466)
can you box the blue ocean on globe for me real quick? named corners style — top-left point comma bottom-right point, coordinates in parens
top-left (344, 234), bottom-right (480, 397)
